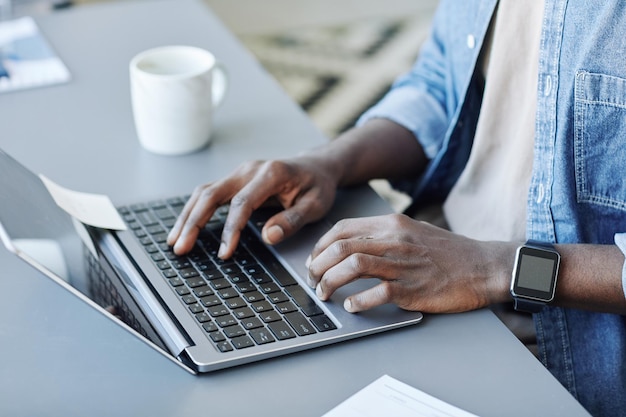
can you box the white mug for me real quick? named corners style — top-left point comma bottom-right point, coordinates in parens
top-left (129, 45), bottom-right (228, 155)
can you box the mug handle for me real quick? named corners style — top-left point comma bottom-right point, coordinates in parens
top-left (212, 62), bottom-right (229, 109)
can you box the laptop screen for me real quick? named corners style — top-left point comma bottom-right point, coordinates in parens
top-left (0, 149), bottom-right (89, 294)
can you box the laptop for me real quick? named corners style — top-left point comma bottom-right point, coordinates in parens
top-left (0, 148), bottom-right (423, 374)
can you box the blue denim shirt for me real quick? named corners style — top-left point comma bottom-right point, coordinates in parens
top-left (359, 1), bottom-right (626, 415)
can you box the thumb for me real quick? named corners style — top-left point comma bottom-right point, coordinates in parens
top-left (262, 197), bottom-right (328, 245)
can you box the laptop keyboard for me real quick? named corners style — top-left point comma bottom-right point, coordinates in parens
top-left (118, 197), bottom-right (337, 353)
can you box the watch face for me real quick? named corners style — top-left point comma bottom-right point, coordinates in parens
top-left (511, 246), bottom-right (560, 302)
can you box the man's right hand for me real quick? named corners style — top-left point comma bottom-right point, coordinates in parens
top-left (166, 155), bottom-right (339, 259)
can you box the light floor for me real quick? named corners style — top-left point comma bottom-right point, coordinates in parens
top-left (10, 0), bottom-right (439, 36)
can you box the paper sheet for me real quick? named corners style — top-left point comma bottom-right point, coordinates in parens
top-left (0, 16), bottom-right (71, 93)
top-left (323, 375), bottom-right (479, 417)
top-left (39, 174), bottom-right (126, 231)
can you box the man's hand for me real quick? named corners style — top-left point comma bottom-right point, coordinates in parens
top-left (306, 214), bottom-right (514, 314)
top-left (167, 156), bottom-right (339, 258)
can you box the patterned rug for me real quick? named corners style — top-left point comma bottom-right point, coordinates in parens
top-left (240, 14), bottom-right (434, 211)
top-left (240, 13), bottom-right (433, 138)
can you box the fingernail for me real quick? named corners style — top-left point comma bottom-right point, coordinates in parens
top-left (305, 254), bottom-right (311, 268)
top-left (263, 224), bottom-right (284, 244)
top-left (344, 298), bottom-right (354, 313)
top-left (315, 282), bottom-right (324, 299)
top-left (218, 242), bottom-right (227, 258)
top-left (306, 274), bottom-right (316, 289)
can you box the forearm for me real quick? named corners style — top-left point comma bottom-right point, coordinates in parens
top-left (301, 118), bottom-right (428, 188)
top-left (552, 244), bottom-right (626, 314)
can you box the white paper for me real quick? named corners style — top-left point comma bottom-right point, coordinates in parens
top-left (0, 16), bottom-right (71, 93)
top-left (323, 375), bottom-right (480, 417)
top-left (39, 174), bottom-right (126, 231)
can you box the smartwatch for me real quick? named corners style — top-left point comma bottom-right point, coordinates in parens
top-left (510, 240), bottom-right (560, 313)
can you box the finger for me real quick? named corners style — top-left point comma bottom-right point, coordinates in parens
top-left (310, 217), bottom-right (379, 261)
top-left (167, 187), bottom-right (202, 245)
top-left (170, 182), bottom-right (232, 254)
top-left (314, 250), bottom-right (387, 301)
top-left (262, 191), bottom-right (330, 245)
top-left (219, 168), bottom-right (294, 258)
top-left (308, 227), bottom-right (384, 286)
top-left (343, 282), bottom-right (393, 313)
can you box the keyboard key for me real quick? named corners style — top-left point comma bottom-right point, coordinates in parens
top-left (193, 286), bottom-right (214, 297)
top-left (210, 278), bottom-right (231, 290)
top-left (259, 282), bottom-right (280, 294)
top-left (233, 307), bottom-right (255, 320)
top-left (186, 277), bottom-right (206, 288)
top-left (231, 335), bottom-right (255, 350)
top-left (225, 296), bottom-right (246, 309)
top-left (275, 301), bottom-right (298, 314)
top-left (188, 303), bottom-right (204, 314)
top-left (250, 272), bottom-right (273, 285)
top-left (152, 232), bottom-right (168, 244)
top-left (200, 295), bottom-right (222, 307)
top-left (251, 300), bottom-right (273, 313)
top-left (286, 286), bottom-right (324, 317)
top-left (163, 268), bottom-right (178, 279)
top-left (154, 207), bottom-right (175, 220)
top-left (172, 260), bottom-right (192, 270)
top-left (217, 288), bottom-right (238, 299)
top-left (267, 291), bottom-right (290, 304)
top-left (168, 277), bottom-right (184, 287)
top-left (216, 314), bottom-right (238, 328)
top-left (144, 244), bottom-right (158, 254)
top-left (310, 314), bottom-right (337, 332)
top-left (207, 305), bottom-right (230, 317)
top-left (181, 294), bottom-right (197, 305)
top-left (284, 311), bottom-right (317, 336)
top-left (224, 325), bottom-right (246, 339)
top-left (195, 260), bottom-right (216, 272)
top-left (249, 328), bottom-right (276, 345)
top-left (240, 317), bottom-right (263, 330)
top-left (175, 286), bottom-right (190, 296)
top-left (220, 264), bottom-right (242, 276)
top-left (259, 310), bottom-right (282, 323)
top-left (216, 341), bottom-right (233, 352)
top-left (146, 225), bottom-right (165, 235)
top-left (210, 331), bottom-right (226, 343)
top-left (151, 253), bottom-right (165, 262)
top-left (268, 320), bottom-right (296, 340)
top-left (179, 268), bottom-right (199, 279)
top-left (136, 210), bottom-right (158, 226)
top-left (243, 291), bottom-right (264, 303)
top-left (202, 321), bottom-right (218, 332)
top-left (236, 282), bottom-right (256, 293)
top-left (226, 274), bottom-right (248, 285)
top-left (202, 270), bottom-right (222, 281)
top-left (195, 312), bottom-right (212, 323)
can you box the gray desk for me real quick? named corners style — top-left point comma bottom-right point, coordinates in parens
top-left (0, 1), bottom-right (590, 416)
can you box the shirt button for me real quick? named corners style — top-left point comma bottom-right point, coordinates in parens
top-left (467, 34), bottom-right (476, 49)
top-left (544, 75), bottom-right (552, 96)
top-left (537, 183), bottom-right (545, 203)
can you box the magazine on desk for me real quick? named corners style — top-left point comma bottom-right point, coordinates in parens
top-left (0, 15), bottom-right (71, 93)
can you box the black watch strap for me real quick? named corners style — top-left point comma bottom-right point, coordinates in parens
top-left (513, 298), bottom-right (545, 313)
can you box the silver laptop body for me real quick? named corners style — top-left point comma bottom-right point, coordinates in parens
top-left (0, 148), bottom-right (423, 374)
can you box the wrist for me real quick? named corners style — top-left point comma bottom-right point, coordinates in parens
top-left (482, 241), bottom-right (520, 305)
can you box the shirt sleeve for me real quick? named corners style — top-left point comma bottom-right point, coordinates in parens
top-left (355, 3), bottom-right (451, 160)
top-left (614, 233), bottom-right (626, 299)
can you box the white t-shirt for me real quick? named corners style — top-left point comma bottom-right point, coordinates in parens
top-left (443, 0), bottom-right (545, 242)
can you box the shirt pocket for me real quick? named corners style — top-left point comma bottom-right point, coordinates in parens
top-left (574, 70), bottom-right (626, 211)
